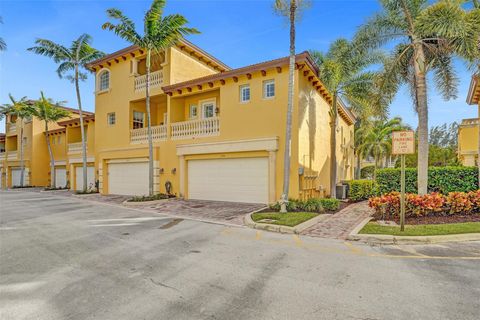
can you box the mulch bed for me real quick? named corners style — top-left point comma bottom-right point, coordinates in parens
top-left (379, 215), bottom-right (480, 225)
top-left (335, 201), bottom-right (353, 213)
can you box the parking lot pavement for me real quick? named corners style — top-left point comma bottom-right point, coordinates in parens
top-left (1, 190), bottom-right (479, 320)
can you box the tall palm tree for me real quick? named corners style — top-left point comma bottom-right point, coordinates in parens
top-left (28, 34), bottom-right (104, 192)
top-left (102, 0), bottom-right (199, 196)
top-left (29, 92), bottom-right (71, 188)
top-left (358, 117), bottom-right (404, 180)
top-left (0, 95), bottom-right (31, 186)
top-left (355, 0), bottom-right (480, 194)
top-left (310, 39), bottom-right (384, 198)
top-left (274, 0), bottom-right (310, 211)
top-left (0, 17), bottom-right (6, 51)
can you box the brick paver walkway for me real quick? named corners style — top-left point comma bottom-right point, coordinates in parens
top-left (301, 201), bottom-right (373, 239)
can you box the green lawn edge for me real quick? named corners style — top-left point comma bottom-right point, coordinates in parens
top-left (251, 212), bottom-right (318, 227)
top-left (360, 221), bottom-right (480, 236)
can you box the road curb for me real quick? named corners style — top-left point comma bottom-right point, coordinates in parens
top-left (244, 211), bottom-right (331, 234)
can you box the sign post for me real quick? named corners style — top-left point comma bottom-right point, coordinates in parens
top-left (392, 131), bottom-right (415, 232)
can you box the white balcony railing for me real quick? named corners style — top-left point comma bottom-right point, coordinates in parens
top-left (461, 118), bottom-right (480, 126)
top-left (171, 117), bottom-right (220, 140)
top-left (130, 125), bottom-right (167, 144)
top-left (134, 70), bottom-right (163, 93)
top-left (0, 152), bottom-right (5, 160)
top-left (68, 142), bottom-right (85, 155)
top-left (7, 152), bottom-right (17, 161)
top-left (7, 123), bottom-right (16, 133)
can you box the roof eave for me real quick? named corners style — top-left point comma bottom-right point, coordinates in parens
top-left (466, 74), bottom-right (479, 105)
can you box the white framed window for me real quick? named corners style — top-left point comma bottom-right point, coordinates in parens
top-left (239, 84), bottom-right (250, 103)
top-left (189, 105), bottom-right (198, 119)
top-left (98, 70), bottom-right (110, 91)
top-left (201, 101), bottom-right (215, 119)
top-left (107, 112), bottom-right (116, 125)
top-left (132, 111), bottom-right (144, 129)
top-left (263, 80), bottom-right (275, 99)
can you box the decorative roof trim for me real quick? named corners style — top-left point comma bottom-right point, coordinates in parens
top-left (58, 114), bottom-right (95, 127)
top-left (466, 74), bottom-right (479, 105)
top-left (86, 39), bottom-right (230, 72)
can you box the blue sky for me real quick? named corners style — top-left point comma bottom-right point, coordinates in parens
top-left (0, 0), bottom-right (476, 133)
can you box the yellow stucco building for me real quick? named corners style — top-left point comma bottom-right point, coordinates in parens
top-left (459, 75), bottom-right (479, 167)
top-left (86, 40), bottom-right (356, 203)
top-left (0, 106), bottom-right (88, 188)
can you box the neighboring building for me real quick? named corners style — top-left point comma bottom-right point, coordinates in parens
top-left (87, 40), bottom-right (356, 204)
top-left (0, 105), bottom-right (90, 188)
top-left (458, 75), bottom-right (479, 166)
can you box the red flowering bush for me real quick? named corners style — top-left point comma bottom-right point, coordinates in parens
top-left (368, 190), bottom-right (480, 219)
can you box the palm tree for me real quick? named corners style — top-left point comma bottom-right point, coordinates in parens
top-left (358, 117), bottom-right (405, 180)
top-left (355, 0), bottom-right (480, 194)
top-left (0, 95), bottom-right (31, 186)
top-left (310, 39), bottom-right (384, 198)
top-left (28, 34), bottom-right (104, 192)
top-left (0, 17), bottom-right (6, 51)
top-left (29, 92), bottom-right (71, 188)
top-left (102, 0), bottom-right (199, 196)
top-left (274, 0), bottom-right (310, 211)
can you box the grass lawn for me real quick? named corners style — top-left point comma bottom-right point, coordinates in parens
top-left (251, 212), bottom-right (318, 227)
top-left (360, 221), bottom-right (480, 236)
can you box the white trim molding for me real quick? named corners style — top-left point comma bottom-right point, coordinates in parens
top-left (68, 157), bottom-right (95, 164)
top-left (105, 157), bottom-right (148, 164)
top-left (176, 137), bottom-right (279, 156)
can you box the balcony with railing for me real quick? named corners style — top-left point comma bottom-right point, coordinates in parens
top-left (460, 118), bottom-right (480, 126)
top-left (0, 152), bottom-right (5, 161)
top-left (68, 142), bottom-right (85, 155)
top-left (7, 123), bottom-right (16, 134)
top-left (130, 125), bottom-right (167, 144)
top-left (171, 117), bottom-right (220, 140)
top-left (6, 151), bottom-right (17, 161)
top-left (134, 70), bottom-right (163, 93)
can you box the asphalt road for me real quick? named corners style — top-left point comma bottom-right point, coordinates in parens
top-left (1, 190), bottom-right (479, 320)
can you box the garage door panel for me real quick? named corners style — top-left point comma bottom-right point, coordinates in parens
top-left (108, 162), bottom-right (148, 196)
top-left (11, 169), bottom-right (28, 187)
top-left (188, 158), bottom-right (268, 204)
top-left (55, 168), bottom-right (67, 188)
top-left (75, 166), bottom-right (95, 191)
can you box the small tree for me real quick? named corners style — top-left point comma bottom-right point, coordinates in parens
top-left (0, 95), bottom-right (31, 186)
top-left (28, 34), bottom-right (104, 192)
top-left (0, 17), bottom-right (6, 51)
top-left (29, 92), bottom-right (71, 188)
top-left (273, 0), bottom-right (311, 211)
top-left (102, 0), bottom-right (199, 196)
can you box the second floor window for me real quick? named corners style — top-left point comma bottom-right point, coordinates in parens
top-left (202, 101), bottom-right (215, 118)
top-left (133, 111), bottom-right (144, 129)
top-left (263, 80), bottom-right (275, 99)
top-left (108, 112), bottom-right (116, 125)
top-left (98, 70), bottom-right (110, 91)
top-left (240, 84), bottom-right (250, 103)
top-left (189, 105), bottom-right (198, 119)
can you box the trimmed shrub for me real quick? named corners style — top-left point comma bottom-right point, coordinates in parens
top-left (376, 166), bottom-right (478, 194)
top-left (368, 190), bottom-right (480, 219)
top-left (269, 198), bottom-right (340, 213)
top-left (347, 180), bottom-right (378, 202)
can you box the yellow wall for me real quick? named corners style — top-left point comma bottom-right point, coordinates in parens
top-left (458, 102), bottom-right (480, 166)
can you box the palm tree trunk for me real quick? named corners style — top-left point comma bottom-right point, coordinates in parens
top-left (75, 65), bottom-right (88, 192)
top-left (330, 93), bottom-right (338, 198)
top-left (373, 155), bottom-right (378, 181)
top-left (355, 153), bottom-right (361, 179)
top-left (413, 43), bottom-right (429, 195)
top-left (45, 122), bottom-right (55, 188)
top-left (146, 49), bottom-right (154, 196)
top-left (280, 0), bottom-right (296, 213)
top-left (19, 123), bottom-right (25, 187)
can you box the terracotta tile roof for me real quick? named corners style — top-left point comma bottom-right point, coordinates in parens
top-left (86, 38), bottom-right (230, 72)
top-left (57, 114), bottom-right (95, 127)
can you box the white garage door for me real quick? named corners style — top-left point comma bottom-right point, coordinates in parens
top-left (108, 162), bottom-right (149, 196)
top-left (55, 168), bottom-right (67, 188)
top-left (75, 166), bottom-right (95, 191)
top-left (11, 169), bottom-right (27, 187)
top-left (188, 157), bottom-right (269, 204)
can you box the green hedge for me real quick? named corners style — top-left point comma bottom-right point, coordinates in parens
top-left (347, 180), bottom-right (378, 202)
top-left (270, 198), bottom-right (340, 213)
top-left (376, 166), bottom-right (479, 194)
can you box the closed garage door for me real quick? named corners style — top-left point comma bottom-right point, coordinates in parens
top-left (188, 157), bottom-right (269, 204)
top-left (75, 166), bottom-right (95, 191)
top-left (11, 169), bottom-right (27, 187)
top-left (108, 161), bottom-right (149, 196)
top-left (55, 168), bottom-right (67, 188)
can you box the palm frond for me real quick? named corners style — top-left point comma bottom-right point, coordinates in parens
top-left (27, 39), bottom-right (71, 62)
top-left (102, 8), bottom-right (142, 45)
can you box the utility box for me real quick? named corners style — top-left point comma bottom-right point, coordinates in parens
top-left (336, 184), bottom-right (348, 200)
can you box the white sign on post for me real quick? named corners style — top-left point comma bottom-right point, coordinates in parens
top-left (392, 131), bottom-right (415, 155)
